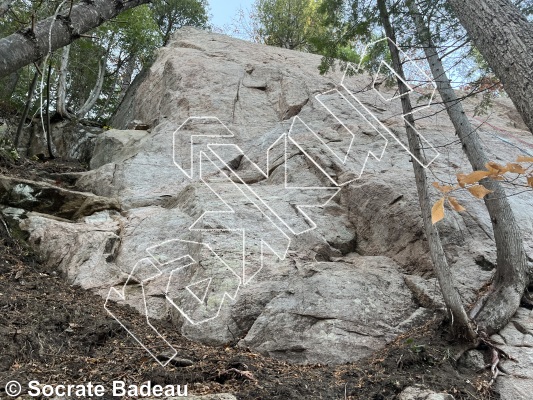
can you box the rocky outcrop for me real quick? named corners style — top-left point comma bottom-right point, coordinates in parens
top-left (3, 27), bottom-right (533, 398)
top-left (19, 119), bottom-right (102, 163)
top-left (490, 308), bottom-right (533, 399)
top-left (238, 257), bottom-right (417, 364)
top-left (398, 386), bottom-right (454, 400)
top-left (0, 175), bottom-right (120, 219)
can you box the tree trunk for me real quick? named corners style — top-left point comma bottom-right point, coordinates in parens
top-left (377, 0), bottom-right (476, 340)
top-left (120, 56), bottom-right (136, 95)
top-left (0, 71), bottom-right (19, 99)
top-left (446, 0), bottom-right (533, 134)
top-left (56, 44), bottom-right (73, 119)
top-left (15, 65), bottom-right (41, 148)
top-left (0, 0), bottom-right (151, 78)
top-left (408, 0), bottom-right (529, 335)
top-left (75, 55), bottom-right (106, 119)
top-left (45, 61), bottom-right (54, 159)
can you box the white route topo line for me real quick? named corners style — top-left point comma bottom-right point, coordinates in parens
top-left (104, 37), bottom-right (441, 366)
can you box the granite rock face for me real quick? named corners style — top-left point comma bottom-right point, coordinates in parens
top-left (5, 28), bottom-right (533, 398)
top-left (20, 120), bottom-right (101, 163)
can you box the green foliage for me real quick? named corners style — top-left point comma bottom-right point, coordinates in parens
top-left (473, 91), bottom-right (496, 117)
top-left (467, 47), bottom-right (491, 77)
top-left (151, 0), bottom-right (209, 45)
top-left (88, 4), bottom-right (162, 120)
top-left (0, 0), bottom-right (209, 123)
top-left (359, 33), bottom-right (391, 73)
top-left (313, 0), bottom-right (379, 74)
top-left (515, 0), bottom-right (533, 19)
top-left (253, 0), bottom-right (327, 51)
top-left (405, 337), bottom-right (426, 354)
top-left (105, 5), bottom-right (161, 59)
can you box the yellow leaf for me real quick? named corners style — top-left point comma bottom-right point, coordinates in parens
top-left (528, 176), bottom-right (533, 188)
top-left (456, 173), bottom-right (467, 188)
top-left (517, 155), bottom-right (533, 163)
top-left (485, 161), bottom-right (508, 175)
top-left (432, 182), bottom-right (454, 194)
top-left (448, 197), bottom-right (466, 212)
top-left (458, 170), bottom-right (491, 185)
top-left (432, 197), bottom-right (445, 224)
top-left (506, 163), bottom-right (527, 174)
top-left (468, 184), bottom-right (493, 199)
top-left (485, 162), bottom-right (498, 173)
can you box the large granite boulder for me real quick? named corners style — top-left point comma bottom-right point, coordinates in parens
top-left (5, 28), bottom-right (533, 398)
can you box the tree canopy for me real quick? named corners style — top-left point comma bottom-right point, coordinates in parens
top-left (0, 0), bottom-right (209, 123)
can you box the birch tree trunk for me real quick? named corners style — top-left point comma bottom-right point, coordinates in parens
top-left (408, 0), bottom-right (529, 335)
top-left (0, 0), bottom-right (151, 78)
top-left (56, 44), bottom-right (73, 119)
top-left (75, 56), bottom-right (106, 119)
top-left (57, 43), bottom-right (108, 119)
top-left (377, 0), bottom-right (476, 340)
top-left (120, 57), bottom-right (136, 94)
top-left (446, 0), bottom-right (533, 134)
top-left (45, 61), bottom-right (54, 159)
top-left (15, 65), bottom-right (41, 148)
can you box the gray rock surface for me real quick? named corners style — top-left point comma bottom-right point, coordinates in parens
top-left (90, 129), bottom-right (150, 170)
top-left (398, 385), bottom-right (454, 400)
top-left (459, 350), bottom-right (486, 371)
top-left (238, 258), bottom-right (417, 364)
top-left (490, 308), bottom-right (533, 399)
top-left (4, 28), bottom-right (533, 399)
top-left (19, 120), bottom-right (101, 163)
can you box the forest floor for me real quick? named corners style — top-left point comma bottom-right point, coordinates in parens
top-left (0, 156), bottom-right (499, 400)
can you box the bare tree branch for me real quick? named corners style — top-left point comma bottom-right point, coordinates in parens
top-left (0, 0), bottom-right (152, 78)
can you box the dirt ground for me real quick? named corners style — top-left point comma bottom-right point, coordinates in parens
top-left (0, 156), bottom-right (499, 399)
